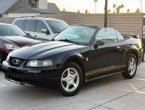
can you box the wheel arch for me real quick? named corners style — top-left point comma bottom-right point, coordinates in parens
top-left (128, 48), bottom-right (138, 64)
top-left (63, 55), bottom-right (86, 83)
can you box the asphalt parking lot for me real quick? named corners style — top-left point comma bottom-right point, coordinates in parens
top-left (0, 62), bottom-right (145, 110)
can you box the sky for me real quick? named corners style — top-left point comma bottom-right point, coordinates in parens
top-left (47, 0), bottom-right (145, 13)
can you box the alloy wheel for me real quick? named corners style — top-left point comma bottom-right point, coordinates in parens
top-left (61, 68), bottom-right (80, 92)
top-left (128, 57), bottom-right (137, 76)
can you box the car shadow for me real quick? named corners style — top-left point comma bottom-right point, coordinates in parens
top-left (7, 73), bottom-right (126, 98)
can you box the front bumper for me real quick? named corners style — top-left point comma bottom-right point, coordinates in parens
top-left (2, 61), bottom-right (62, 85)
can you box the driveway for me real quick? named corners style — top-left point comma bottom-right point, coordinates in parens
top-left (0, 62), bottom-right (145, 110)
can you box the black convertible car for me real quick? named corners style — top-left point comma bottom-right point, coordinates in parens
top-left (2, 25), bottom-right (143, 96)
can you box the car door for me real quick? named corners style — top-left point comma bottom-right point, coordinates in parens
top-left (87, 28), bottom-right (124, 79)
top-left (35, 20), bottom-right (53, 40)
top-left (13, 20), bottom-right (26, 30)
top-left (24, 19), bottom-right (37, 38)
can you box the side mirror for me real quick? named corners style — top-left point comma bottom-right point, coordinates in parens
top-left (133, 35), bottom-right (140, 39)
top-left (94, 40), bottom-right (104, 49)
top-left (41, 29), bottom-right (50, 35)
top-left (25, 32), bottom-right (33, 38)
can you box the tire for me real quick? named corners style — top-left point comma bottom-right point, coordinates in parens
top-left (0, 52), bottom-right (2, 69)
top-left (58, 62), bottom-right (83, 96)
top-left (142, 43), bottom-right (145, 62)
top-left (122, 54), bottom-right (137, 79)
top-left (142, 50), bottom-right (144, 62)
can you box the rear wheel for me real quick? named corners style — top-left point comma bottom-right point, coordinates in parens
top-left (142, 50), bottom-right (144, 62)
top-left (122, 54), bottom-right (137, 79)
top-left (142, 43), bottom-right (145, 62)
top-left (58, 62), bottom-right (83, 96)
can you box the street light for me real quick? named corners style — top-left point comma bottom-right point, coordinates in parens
top-left (104, 0), bottom-right (108, 27)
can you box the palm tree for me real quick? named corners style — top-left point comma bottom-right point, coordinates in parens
top-left (108, 9), bottom-right (111, 13)
top-left (77, 10), bottom-right (80, 14)
top-left (120, 4), bottom-right (124, 13)
top-left (113, 4), bottom-right (116, 13)
top-left (116, 4), bottom-right (124, 14)
top-left (127, 9), bottom-right (130, 13)
top-left (63, 8), bottom-right (66, 12)
top-left (136, 8), bottom-right (141, 13)
top-left (116, 6), bottom-right (121, 14)
top-left (94, 0), bottom-right (98, 13)
top-left (85, 10), bottom-right (89, 14)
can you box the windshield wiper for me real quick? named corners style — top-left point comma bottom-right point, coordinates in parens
top-left (58, 39), bottom-right (79, 45)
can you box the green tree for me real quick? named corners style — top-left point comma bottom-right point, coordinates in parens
top-left (120, 4), bottom-right (124, 13)
top-left (116, 6), bottom-right (121, 14)
top-left (116, 4), bottom-right (124, 13)
top-left (113, 4), bottom-right (116, 13)
top-left (63, 8), bottom-right (66, 12)
top-left (108, 9), bottom-right (111, 13)
top-left (136, 8), bottom-right (141, 13)
top-left (127, 9), bottom-right (130, 13)
top-left (77, 10), bottom-right (80, 14)
top-left (85, 10), bottom-right (89, 14)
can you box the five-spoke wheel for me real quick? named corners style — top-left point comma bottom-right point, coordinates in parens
top-left (122, 54), bottom-right (137, 79)
top-left (128, 57), bottom-right (137, 76)
top-left (59, 62), bottom-right (83, 96)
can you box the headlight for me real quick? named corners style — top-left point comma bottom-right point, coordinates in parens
top-left (5, 43), bottom-right (19, 50)
top-left (26, 60), bottom-right (53, 67)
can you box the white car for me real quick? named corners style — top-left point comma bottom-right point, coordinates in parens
top-left (13, 17), bottom-right (69, 40)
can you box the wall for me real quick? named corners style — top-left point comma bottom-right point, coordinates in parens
top-left (40, 13), bottom-right (143, 37)
top-left (38, 0), bottom-right (48, 9)
top-left (0, 18), bottom-right (14, 24)
top-left (5, 13), bottom-right (39, 18)
top-left (0, 13), bottom-right (143, 37)
top-left (8, 0), bottom-right (29, 12)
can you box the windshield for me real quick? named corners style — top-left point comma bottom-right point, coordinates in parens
top-left (54, 26), bottom-right (98, 45)
top-left (47, 21), bottom-right (69, 33)
top-left (0, 24), bottom-right (26, 36)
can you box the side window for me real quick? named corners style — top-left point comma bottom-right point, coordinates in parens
top-left (115, 30), bottom-right (124, 41)
top-left (13, 20), bottom-right (25, 30)
top-left (25, 20), bottom-right (36, 32)
top-left (96, 28), bottom-right (117, 44)
top-left (36, 21), bottom-right (47, 33)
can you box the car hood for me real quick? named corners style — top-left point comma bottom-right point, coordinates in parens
top-left (9, 41), bottom-right (87, 59)
top-left (5, 36), bottom-right (38, 47)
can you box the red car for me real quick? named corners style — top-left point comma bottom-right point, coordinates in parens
top-left (0, 23), bottom-right (38, 67)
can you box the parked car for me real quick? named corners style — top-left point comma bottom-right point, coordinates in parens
top-left (2, 25), bottom-right (143, 96)
top-left (142, 34), bottom-right (145, 51)
top-left (142, 26), bottom-right (145, 53)
top-left (140, 34), bottom-right (145, 61)
top-left (13, 17), bottom-right (69, 40)
top-left (0, 23), bottom-right (38, 68)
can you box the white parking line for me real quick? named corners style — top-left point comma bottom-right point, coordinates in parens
top-left (104, 77), bottom-right (145, 95)
top-left (134, 78), bottom-right (145, 81)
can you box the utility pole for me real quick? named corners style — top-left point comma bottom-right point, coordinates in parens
top-left (141, 0), bottom-right (142, 12)
top-left (94, 0), bottom-right (97, 13)
top-left (104, 0), bottom-right (108, 27)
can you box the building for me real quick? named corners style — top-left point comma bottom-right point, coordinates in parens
top-left (0, 0), bottom-right (60, 17)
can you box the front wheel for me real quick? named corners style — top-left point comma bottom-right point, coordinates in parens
top-left (122, 54), bottom-right (137, 79)
top-left (58, 62), bottom-right (83, 96)
top-left (0, 52), bottom-right (2, 69)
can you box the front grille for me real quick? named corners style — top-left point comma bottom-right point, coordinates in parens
top-left (9, 57), bottom-right (24, 67)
